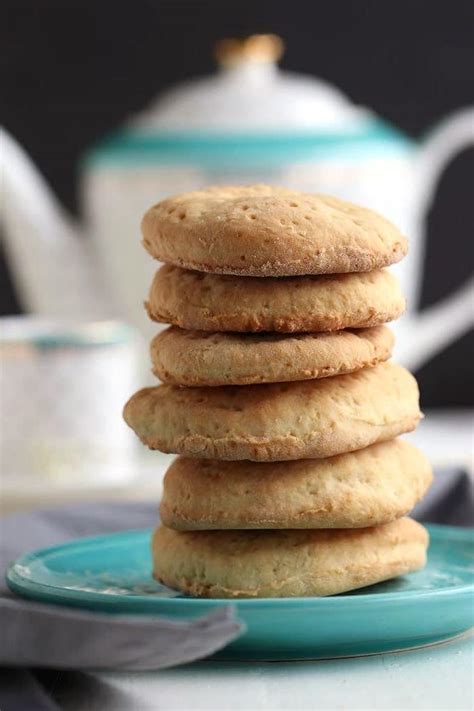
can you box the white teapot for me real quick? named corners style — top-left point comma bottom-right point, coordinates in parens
top-left (2, 35), bottom-right (473, 370)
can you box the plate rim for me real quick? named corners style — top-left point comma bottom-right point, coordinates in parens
top-left (6, 523), bottom-right (474, 608)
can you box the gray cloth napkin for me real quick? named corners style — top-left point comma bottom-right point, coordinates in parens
top-left (0, 501), bottom-right (243, 673)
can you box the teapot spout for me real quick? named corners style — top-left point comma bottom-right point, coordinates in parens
top-left (0, 127), bottom-right (113, 318)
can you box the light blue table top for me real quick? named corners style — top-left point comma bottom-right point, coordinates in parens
top-left (44, 630), bottom-right (473, 711)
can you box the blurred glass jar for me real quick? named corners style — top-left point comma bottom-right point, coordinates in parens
top-left (0, 317), bottom-right (140, 500)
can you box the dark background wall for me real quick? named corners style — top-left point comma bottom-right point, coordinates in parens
top-left (1, 0), bottom-right (473, 406)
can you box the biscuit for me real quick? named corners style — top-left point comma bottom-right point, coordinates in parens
top-left (123, 362), bottom-right (421, 461)
top-left (146, 266), bottom-right (405, 333)
top-left (150, 325), bottom-right (394, 386)
top-left (141, 185), bottom-right (407, 277)
top-left (152, 517), bottom-right (428, 598)
top-left (160, 440), bottom-right (432, 530)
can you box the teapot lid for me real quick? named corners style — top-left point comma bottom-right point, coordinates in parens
top-left (130, 34), bottom-right (371, 133)
top-left (84, 35), bottom-right (412, 167)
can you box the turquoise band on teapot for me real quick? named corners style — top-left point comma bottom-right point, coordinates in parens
top-left (83, 120), bottom-right (413, 168)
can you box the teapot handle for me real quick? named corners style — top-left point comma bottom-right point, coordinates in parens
top-left (416, 107), bottom-right (474, 216)
top-left (397, 277), bottom-right (473, 371)
top-left (406, 108), bottom-right (474, 370)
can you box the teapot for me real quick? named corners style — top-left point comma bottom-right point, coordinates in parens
top-left (2, 35), bottom-right (473, 371)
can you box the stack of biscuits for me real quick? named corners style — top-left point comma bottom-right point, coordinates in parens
top-left (124, 185), bottom-right (432, 598)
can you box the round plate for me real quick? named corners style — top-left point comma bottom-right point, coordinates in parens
top-left (7, 524), bottom-right (474, 661)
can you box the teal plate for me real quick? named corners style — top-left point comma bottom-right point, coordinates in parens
top-left (7, 524), bottom-right (474, 661)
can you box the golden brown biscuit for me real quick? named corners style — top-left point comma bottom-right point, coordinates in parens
top-left (150, 325), bottom-right (394, 386)
top-left (123, 362), bottom-right (421, 461)
top-left (152, 518), bottom-right (429, 598)
top-left (160, 440), bottom-right (432, 530)
top-left (146, 266), bottom-right (405, 333)
top-left (142, 185), bottom-right (407, 276)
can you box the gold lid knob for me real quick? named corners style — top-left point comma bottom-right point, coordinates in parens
top-left (214, 34), bottom-right (284, 67)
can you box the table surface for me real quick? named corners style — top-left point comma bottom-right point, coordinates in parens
top-left (41, 631), bottom-right (473, 711)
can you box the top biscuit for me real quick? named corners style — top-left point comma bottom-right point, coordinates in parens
top-left (141, 185), bottom-right (407, 277)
